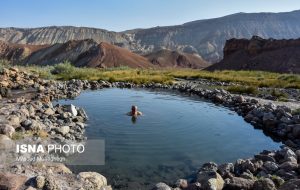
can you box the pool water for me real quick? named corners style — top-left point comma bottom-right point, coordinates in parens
top-left (57, 88), bottom-right (281, 189)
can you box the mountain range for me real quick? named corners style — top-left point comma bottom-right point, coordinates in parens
top-left (1, 10), bottom-right (300, 62)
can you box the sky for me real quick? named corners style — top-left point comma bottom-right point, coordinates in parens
top-left (1, 0), bottom-right (300, 31)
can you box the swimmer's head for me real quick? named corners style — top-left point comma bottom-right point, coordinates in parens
top-left (131, 105), bottom-right (137, 112)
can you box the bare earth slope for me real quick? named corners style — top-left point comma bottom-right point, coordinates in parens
top-left (1, 10), bottom-right (300, 62)
top-left (206, 36), bottom-right (300, 73)
top-left (25, 39), bottom-right (154, 68)
top-left (145, 49), bottom-right (210, 69)
top-left (0, 40), bottom-right (47, 62)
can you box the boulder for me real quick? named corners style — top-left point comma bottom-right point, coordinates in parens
top-left (78, 172), bottom-right (107, 189)
top-left (292, 124), bottom-right (300, 138)
top-left (279, 161), bottom-right (298, 172)
top-left (0, 124), bottom-right (15, 138)
top-left (7, 115), bottom-right (20, 126)
top-left (0, 87), bottom-right (12, 97)
top-left (263, 112), bottom-right (277, 127)
top-left (0, 173), bottom-right (27, 190)
top-left (235, 95), bottom-right (245, 103)
top-left (77, 107), bottom-right (88, 120)
top-left (152, 182), bottom-right (172, 190)
top-left (223, 177), bottom-right (254, 190)
top-left (44, 176), bottom-right (59, 190)
top-left (56, 126), bottom-right (70, 136)
top-left (217, 163), bottom-right (234, 177)
top-left (253, 178), bottom-right (276, 190)
top-left (175, 179), bottom-right (188, 189)
top-left (279, 179), bottom-right (300, 190)
top-left (197, 170), bottom-right (224, 190)
top-left (35, 175), bottom-right (45, 189)
top-left (44, 108), bottom-right (55, 115)
top-left (65, 104), bottom-right (77, 116)
top-left (263, 161), bottom-right (279, 172)
top-left (0, 134), bottom-right (14, 149)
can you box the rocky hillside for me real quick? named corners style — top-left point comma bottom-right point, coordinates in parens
top-left (1, 10), bottom-right (300, 62)
top-left (145, 49), bottom-right (210, 69)
top-left (206, 36), bottom-right (300, 73)
top-left (0, 40), bottom-right (47, 62)
top-left (25, 39), bottom-right (154, 68)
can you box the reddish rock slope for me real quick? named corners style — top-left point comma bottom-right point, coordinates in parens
top-left (207, 36), bottom-right (300, 73)
top-left (145, 49), bottom-right (210, 69)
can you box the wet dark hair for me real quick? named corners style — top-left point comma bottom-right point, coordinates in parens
top-left (131, 105), bottom-right (137, 111)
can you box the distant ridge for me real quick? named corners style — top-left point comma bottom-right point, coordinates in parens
top-left (1, 10), bottom-right (300, 62)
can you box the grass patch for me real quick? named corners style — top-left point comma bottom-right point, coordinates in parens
top-left (292, 108), bottom-right (300, 115)
top-left (226, 85), bottom-right (258, 95)
top-left (2, 61), bottom-right (300, 88)
top-left (270, 89), bottom-right (289, 101)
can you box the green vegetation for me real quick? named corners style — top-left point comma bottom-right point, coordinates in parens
top-left (292, 108), bottom-right (300, 115)
top-left (226, 85), bottom-right (258, 95)
top-left (1, 60), bottom-right (299, 88)
top-left (0, 59), bottom-right (10, 72)
top-left (270, 89), bottom-right (289, 101)
top-left (11, 130), bottom-right (48, 140)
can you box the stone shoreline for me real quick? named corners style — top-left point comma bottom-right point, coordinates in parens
top-left (0, 67), bottom-right (300, 190)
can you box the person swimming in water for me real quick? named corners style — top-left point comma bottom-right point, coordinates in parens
top-left (127, 105), bottom-right (143, 116)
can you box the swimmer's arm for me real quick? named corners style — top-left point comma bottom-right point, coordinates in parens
top-left (137, 111), bottom-right (143, 116)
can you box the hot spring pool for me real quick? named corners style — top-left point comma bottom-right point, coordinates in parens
top-left (56, 88), bottom-right (281, 189)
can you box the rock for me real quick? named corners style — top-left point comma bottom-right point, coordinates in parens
top-left (296, 149), bottom-right (300, 160)
top-left (223, 177), bottom-right (254, 190)
top-left (0, 124), bottom-right (15, 138)
top-left (77, 107), bottom-right (88, 120)
top-left (283, 148), bottom-right (297, 160)
top-left (217, 163), bottom-right (234, 177)
top-left (214, 94), bottom-right (224, 103)
top-left (279, 179), bottom-right (300, 190)
top-left (200, 162), bottom-right (218, 172)
top-left (0, 134), bottom-right (14, 149)
top-left (0, 173), bottom-right (27, 190)
top-left (279, 161), bottom-right (298, 171)
top-left (38, 85), bottom-right (45, 92)
top-left (153, 182), bottom-right (172, 190)
top-left (285, 156), bottom-right (297, 163)
top-left (65, 104), bottom-right (78, 116)
top-left (271, 175), bottom-right (285, 187)
top-left (78, 172), bottom-right (107, 189)
top-left (100, 185), bottom-right (113, 190)
top-left (56, 126), bottom-right (70, 136)
top-left (253, 178), bottom-right (276, 190)
top-left (25, 187), bottom-right (37, 190)
top-left (7, 115), bottom-right (20, 126)
top-left (44, 176), bottom-right (59, 190)
top-left (235, 95), bottom-right (245, 103)
top-left (21, 119), bottom-right (32, 129)
top-left (255, 154), bottom-right (276, 162)
top-left (292, 124), bottom-right (300, 138)
top-left (263, 112), bottom-right (277, 127)
top-left (175, 179), bottom-right (188, 189)
top-left (197, 170), bottom-right (224, 190)
top-left (35, 175), bottom-right (45, 189)
top-left (0, 87), bottom-right (12, 97)
top-left (51, 163), bottom-right (72, 174)
top-left (263, 161), bottom-right (279, 172)
top-left (44, 108), bottom-right (55, 115)
top-left (240, 171), bottom-right (255, 180)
